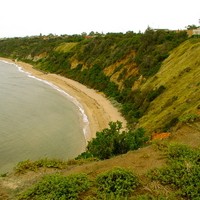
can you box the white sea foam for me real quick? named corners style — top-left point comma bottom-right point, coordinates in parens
top-left (1, 60), bottom-right (90, 145)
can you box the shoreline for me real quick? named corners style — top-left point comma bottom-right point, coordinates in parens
top-left (0, 57), bottom-right (127, 141)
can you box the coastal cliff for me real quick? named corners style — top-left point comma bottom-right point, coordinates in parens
top-left (1, 30), bottom-right (199, 136)
top-left (0, 31), bottom-right (200, 199)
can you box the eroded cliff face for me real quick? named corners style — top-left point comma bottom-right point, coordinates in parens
top-left (0, 33), bottom-right (198, 136)
top-left (32, 39), bottom-right (200, 136)
top-left (103, 52), bottom-right (139, 90)
top-left (27, 52), bottom-right (47, 61)
top-left (77, 38), bottom-right (200, 135)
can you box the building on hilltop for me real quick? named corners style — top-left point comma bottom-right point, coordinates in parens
top-left (176, 27), bottom-right (200, 37)
top-left (153, 29), bottom-right (174, 33)
top-left (153, 27), bottom-right (200, 37)
top-left (193, 27), bottom-right (200, 35)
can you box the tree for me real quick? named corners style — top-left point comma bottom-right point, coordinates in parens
top-left (186, 24), bottom-right (199, 30)
top-left (87, 121), bottom-right (122, 159)
top-left (89, 31), bottom-right (95, 36)
top-left (81, 32), bottom-right (87, 37)
top-left (85, 121), bottom-right (149, 160)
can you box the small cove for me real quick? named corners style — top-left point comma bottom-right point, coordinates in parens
top-left (0, 60), bottom-right (87, 173)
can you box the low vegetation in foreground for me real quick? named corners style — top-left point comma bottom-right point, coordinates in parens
top-left (18, 167), bottom-right (139, 200)
top-left (12, 141), bottom-right (199, 199)
top-left (0, 121), bottom-right (199, 199)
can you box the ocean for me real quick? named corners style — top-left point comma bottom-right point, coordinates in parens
top-left (0, 60), bottom-right (88, 174)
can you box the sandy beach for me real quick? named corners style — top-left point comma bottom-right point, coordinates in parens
top-left (0, 57), bottom-right (126, 141)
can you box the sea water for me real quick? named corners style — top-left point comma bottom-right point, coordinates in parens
top-left (0, 60), bottom-right (88, 174)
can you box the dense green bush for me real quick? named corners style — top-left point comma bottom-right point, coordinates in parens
top-left (147, 85), bottom-right (166, 102)
top-left (147, 143), bottom-right (200, 199)
top-left (95, 167), bottom-right (139, 197)
top-left (14, 157), bottom-right (99, 175)
top-left (179, 113), bottom-right (200, 124)
top-left (19, 173), bottom-right (92, 200)
top-left (14, 158), bottom-right (68, 174)
top-left (18, 166), bottom-right (141, 199)
top-left (77, 121), bottom-right (149, 160)
top-left (162, 117), bottom-right (179, 132)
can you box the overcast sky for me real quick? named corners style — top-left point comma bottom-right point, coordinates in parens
top-left (0, 0), bottom-right (199, 38)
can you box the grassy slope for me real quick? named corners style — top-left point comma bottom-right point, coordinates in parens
top-left (138, 38), bottom-right (200, 134)
top-left (55, 42), bottom-right (77, 52)
top-left (1, 38), bottom-right (200, 199)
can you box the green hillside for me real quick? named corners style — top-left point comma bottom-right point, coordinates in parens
top-left (1, 30), bottom-right (200, 139)
top-left (138, 38), bottom-right (200, 134)
top-left (55, 42), bottom-right (77, 53)
top-left (0, 29), bottom-right (190, 134)
top-left (0, 30), bottom-right (200, 199)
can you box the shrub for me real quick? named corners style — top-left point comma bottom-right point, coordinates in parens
top-left (179, 113), bottom-right (200, 124)
top-left (131, 194), bottom-right (167, 200)
top-left (166, 143), bottom-right (194, 160)
top-left (86, 193), bottom-right (129, 200)
top-left (85, 121), bottom-right (149, 160)
top-left (162, 117), bottom-right (179, 132)
top-left (14, 158), bottom-right (68, 174)
top-left (95, 167), bottom-right (139, 197)
top-left (147, 85), bottom-right (166, 102)
top-left (14, 159), bottom-right (37, 174)
top-left (19, 173), bottom-right (92, 200)
top-left (75, 151), bottom-right (98, 160)
top-left (0, 172), bottom-right (9, 177)
top-left (147, 143), bottom-right (200, 199)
